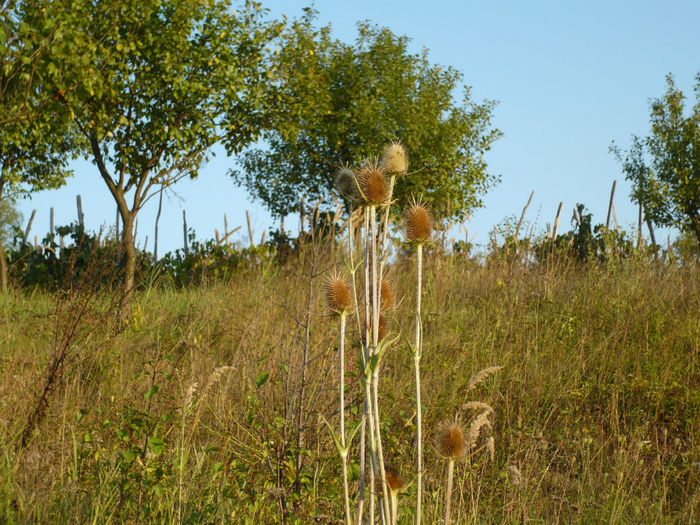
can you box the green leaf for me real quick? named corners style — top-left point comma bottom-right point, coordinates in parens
top-left (255, 372), bottom-right (270, 388)
top-left (148, 436), bottom-right (166, 455)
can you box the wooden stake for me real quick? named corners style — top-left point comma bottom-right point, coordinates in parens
top-left (76, 194), bottom-right (84, 227)
top-left (612, 203), bottom-right (620, 230)
top-left (606, 180), bottom-right (617, 229)
top-left (515, 190), bottom-right (535, 242)
top-left (552, 202), bottom-right (564, 240)
top-left (246, 210), bottom-right (255, 248)
top-left (50, 207), bottom-right (54, 237)
top-left (22, 209), bottom-right (37, 246)
top-left (153, 186), bottom-right (164, 262)
top-left (182, 210), bottom-right (189, 255)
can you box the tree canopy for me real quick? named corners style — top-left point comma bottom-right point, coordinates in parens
top-left (232, 13), bottom-right (502, 222)
top-left (0, 0), bottom-right (78, 199)
top-left (612, 73), bottom-right (700, 248)
top-left (27, 0), bottom-right (282, 310)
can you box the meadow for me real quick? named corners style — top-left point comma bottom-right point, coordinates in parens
top-left (0, 242), bottom-right (698, 524)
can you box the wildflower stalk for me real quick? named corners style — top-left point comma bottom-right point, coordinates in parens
top-left (444, 459), bottom-right (455, 524)
top-left (370, 203), bottom-right (391, 523)
top-left (414, 242), bottom-right (424, 524)
top-left (338, 311), bottom-right (352, 525)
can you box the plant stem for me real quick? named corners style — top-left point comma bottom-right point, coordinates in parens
top-left (414, 243), bottom-right (424, 524)
top-left (370, 204), bottom-right (391, 523)
top-left (444, 459), bottom-right (455, 525)
top-left (338, 313), bottom-right (352, 525)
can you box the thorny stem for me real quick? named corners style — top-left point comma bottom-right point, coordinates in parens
top-left (338, 313), bottom-right (352, 525)
top-left (414, 243), bottom-right (424, 524)
top-left (363, 209), bottom-right (377, 525)
top-left (370, 204), bottom-right (391, 524)
top-left (444, 459), bottom-right (455, 525)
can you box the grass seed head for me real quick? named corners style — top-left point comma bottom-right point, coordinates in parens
top-left (334, 166), bottom-right (357, 201)
top-left (437, 423), bottom-right (468, 459)
top-left (325, 275), bottom-right (353, 314)
top-left (380, 140), bottom-right (408, 174)
top-left (358, 161), bottom-right (389, 204)
top-left (405, 201), bottom-right (433, 243)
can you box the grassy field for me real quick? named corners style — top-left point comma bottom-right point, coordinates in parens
top-left (0, 250), bottom-right (698, 523)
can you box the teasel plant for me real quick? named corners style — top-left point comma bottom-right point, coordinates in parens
top-left (404, 198), bottom-right (433, 524)
top-left (334, 141), bottom-right (426, 525)
top-left (436, 366), bottom-right (501, 524)
top-left (323, 273), bottom-right (357, 525)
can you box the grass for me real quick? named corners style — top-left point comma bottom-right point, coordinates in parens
top-left (0, 253), bottom-right (698, 523)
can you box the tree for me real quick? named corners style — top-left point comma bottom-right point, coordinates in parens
top-left (232, 13), bottom-right (502, 223)
top-left (1, 1), bottom-right (78, 290)
top-left (36, 0), bottom-right (281, 313)
top-left (612, 73), bottom-right (700, 249)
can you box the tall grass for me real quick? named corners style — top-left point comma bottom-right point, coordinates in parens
top-left (0, 253), bottom-right (698, 523)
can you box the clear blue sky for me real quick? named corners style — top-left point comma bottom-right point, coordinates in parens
top-left (18, 0), bottom-right (700, 253)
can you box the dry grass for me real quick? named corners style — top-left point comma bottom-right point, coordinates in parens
top-left (0, 254), bottom-right (698, 523)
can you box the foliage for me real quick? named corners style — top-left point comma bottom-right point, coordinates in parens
top-left (612, 73), bottom-right (700, 249)
top-left (0, 197), bottom-right (21, 246)
top-left (6, 222), bottom-right (145, 290)
top-left (233, 12), bottom-right (501, 222)
top-left (20, 0), bottom-right (283, 308)
top-left (0, 0), bottom-right (78, 199)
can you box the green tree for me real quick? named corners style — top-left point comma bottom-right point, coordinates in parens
top-left (612, 73), bottom-right (700, 250)
top-left (36, 0), bottom-right (281, 312)
top-left (232, 13), bottom-right (501, 223)
top-left (1, 1), bottom-right (79, 290)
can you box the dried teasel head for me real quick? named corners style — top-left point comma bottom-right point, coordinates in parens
top-left (380, 140), bottom-right (409, 174)
top-left (376, 464), bottom-right (409, 494)
top-left (436, 422), bottom-right (468, 459)
top-left (357, 161), bottom-right (389, 205)
top-left (325, 274), bottom-right (353, 314)
top-left (334, 165), bottom-right (357, 201)
top-left (362, 312), bottom-right (388, 345)
top-left (380, 278), bottom-right (394, 311)
top-left (404, 200), bottom-right (433, 243)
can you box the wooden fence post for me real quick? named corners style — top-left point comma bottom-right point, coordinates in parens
top-left (246, 210), bottom-right (255, 248)
top-left (514, 190), bottom-right (535, 242)
top-left (183, 210), bottom-right (189, 255)
top-left (153, 186), bottom-right (163, 262)
top-left (76, 195), bottom-right (84, 227)
top-left (22, 209), bottom-right (37, 246)
top-left (606, 180), bottom-right (617, 229)
top-left (552, 202), bottom-right (564, 240)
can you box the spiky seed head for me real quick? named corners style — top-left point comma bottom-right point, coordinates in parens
top-left (357, 162), bottom-right (389, 204)
top-left (405, 201), bottom-right (433, 243)
top-left (335, 166), bottom-right (357, 201)
top-left (362, 312), bottom-right (387, 345)
top-left (437, 423), bottom-right (467, 459)
top-left (380, 278), bottom-right (394, 311)
top-left (380, 464), bottom-right (408, 493)
top-left (380, 141), bottom-right (408, 174)
top-left (325, 275), bottom-right (352, 314)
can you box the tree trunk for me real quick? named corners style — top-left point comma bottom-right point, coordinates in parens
top-left (119, 211), bottom-right (136, 321)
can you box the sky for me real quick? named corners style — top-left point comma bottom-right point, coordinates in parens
top-left (17, 0), bottom-right (700, 254)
